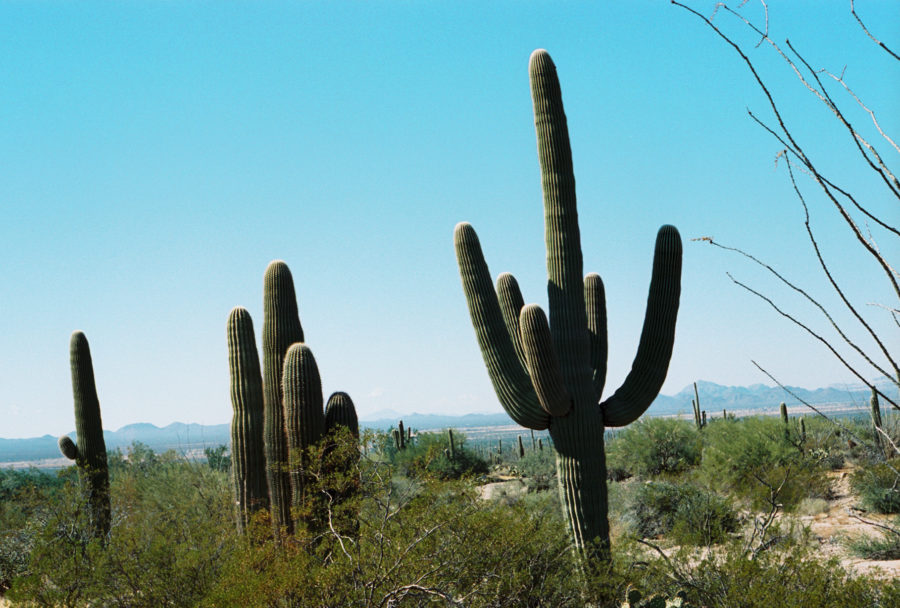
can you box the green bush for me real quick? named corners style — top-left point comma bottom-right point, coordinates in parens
top-left (699, 416), bottom-right (829, 511)
top-left (851, 460), bottom-right (900, 513)
top-left (624, 481), bottom-right (738, 546)
top-left (391, 430), bottom-right (489, 480)
top-left (516, 447), bottom-right (557, 490)
top-left (606, 417), bottom-right (701, 479)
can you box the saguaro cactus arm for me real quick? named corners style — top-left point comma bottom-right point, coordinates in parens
top-left (600, 225), bottom-right (682, 427)
top-left (454, 222), bottom-right (550, 430)
top-left (584, 273), bottom-right (608, 400)
top-left (520, 304), bottom-right (571, 416)
top-left (496, 273), bottom-right (528, 370)
top-left (58, 435), bottom-right (78, 460)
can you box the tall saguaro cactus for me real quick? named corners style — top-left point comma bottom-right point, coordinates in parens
top-left (226, 307), bottom-right (269, 533)
top-left (58, 331), bottom-right (111, 540)
top-left (263, 261), bottom-right (304, 534)
top-left (454, 50), bottom-right (682, 559)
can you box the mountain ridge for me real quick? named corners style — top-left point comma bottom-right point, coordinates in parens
top-left (3, 379), bottom-right (892, 464)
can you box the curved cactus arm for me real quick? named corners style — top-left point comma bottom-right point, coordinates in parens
top-left (601, 225), bottom-right (683, 427)
top-left (585, 273), bottom-right (608, 401)
top-left (325, 391), bottom-right (359, 439)
top-left (282, 343), bottom-right (326, 513)
top-left (520, 304), bottom-right (572, 416)
top-left (58, 435), bottom-right (78, 460)
top-left (529, 50), bottom-right (591, 389)
top-left (454, 222), bottom-right (550, 430)
top-left (496, 273), bottom-right (528, 370)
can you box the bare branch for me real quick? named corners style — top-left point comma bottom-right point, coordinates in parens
top-left (850, 0), bottom-right (900, 61)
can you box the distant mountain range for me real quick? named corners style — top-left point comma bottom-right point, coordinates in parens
top-left (3, 379), bottom-right (893, 465)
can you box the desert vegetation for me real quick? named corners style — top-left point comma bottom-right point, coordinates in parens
top-left (1, 413), bottom-right (899, 607)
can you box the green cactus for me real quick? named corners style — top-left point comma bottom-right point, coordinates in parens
top-left (262, 260), bottom-right (305, 535)
top-left (517, 435), bottom-right (525, 458)
top-left (226, 307), bottom-right (269, 534)
top-left (799, 416), bottom-right (806, 444)
top-left (448, 428), bottom-right (456, 459)
top-left (59, 331), bottom-right (111, 540)
top-left (325, 392), bottom-right (359, 438)
top-left (229, 260), bottom-right (359, 538)
top-left (392, 428), bottom-right (401, 450)
top-left (398, 420), bottom-right (406, 449)
top-left (282, 343), bottom-right (325, 520)
top-left (780, 402), bottom-right (788, 424)
top-left (692, 382), bottom-right (703, 429)
top-left (454, 49), bottom-right (681, 560)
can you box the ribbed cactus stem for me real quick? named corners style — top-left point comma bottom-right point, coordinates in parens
top-left (531, 429), bottom-right (536, 451)
top-left (262, 260), bottom-right (304, 535)
top-left (325, 392), bottom-right (359, 439)
top-left (692, 382), bottom-right (702, 429)
top-left (780, 402), bottom-right (788, 424)
top-left (227, 307), bottom-right (269, 534)
top-left (517, 435), bottom-right (525, 458)
top-left (448, 429), bottom-right (456, 459)
top-left (454, 49), bottom-right (681, 562)
top-left (398, 420), bottom-right (406, 449)
top-left (67, 331), bottom-right (110, 540)
top-left (282, 343), bottom-right (325, 521)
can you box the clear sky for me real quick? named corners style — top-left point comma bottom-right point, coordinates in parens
top-left (2, 1), bottom-right (897, 438)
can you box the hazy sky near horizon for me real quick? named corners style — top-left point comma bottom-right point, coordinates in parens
top-left (2, 1), bottom-right (897, 438)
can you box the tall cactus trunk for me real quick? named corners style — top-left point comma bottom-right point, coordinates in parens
top-left (262, 261), bottom-right (304, 536)
top-left (64, 331), bottom-right (111, 541)
top-left (227, 307), bottom-right (269, 534)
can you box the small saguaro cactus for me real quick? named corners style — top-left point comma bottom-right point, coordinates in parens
top-left (398, 420), bottom-right (406, 449)
top-left (227, 307), bottom-right (269, 534)
top-left (799, 417), bottom-right (807, 444)
top-left (780, 402), bottom-right (789, 424)
top-left (691, 382), bottom-right (703, 430)
top-left (59, 331), bottom-right (111, 540)
top-left (454, 49), bottom-right (681, 560)
top-left (517, 435), bottom-right (525, 458)
top-left (447, 429), bottom-right (456, 459)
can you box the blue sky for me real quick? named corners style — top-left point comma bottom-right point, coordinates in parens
top-left (2, 1), bottom-right (897, 438)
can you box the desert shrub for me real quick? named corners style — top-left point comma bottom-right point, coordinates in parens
top-left (851, 459), bottom-right (900, 513)
top-left (624, 481), bottom-right (737, 546)
top-left (628, 540), bottom-right (900, 608)
top-left (391, 430), bottom-right (489, 480)
top-left (208, 457), bottom-right (590, 607)
top-left (699, 416), bottom-right (829, 511)
top-left (606, 417), bottom-right (701, 479)
top-left (8, 445), bottom-right (236, 607)
top-left (516, 447), bottom-right (557, 490)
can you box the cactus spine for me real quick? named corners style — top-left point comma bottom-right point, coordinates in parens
top-left (227, 307), bottom-right (269, 533)
top-left (59, 331), bottom-right (111, 540)
top-left (454, 50), bottom-right (681, 560)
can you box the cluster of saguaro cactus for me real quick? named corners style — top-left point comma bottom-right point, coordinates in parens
top-left (58, 331), bottom-right (111, 541)
top-left (227, 260), bottom-right (359, 537)
top-left (454, 49), bottom-right (682, 560)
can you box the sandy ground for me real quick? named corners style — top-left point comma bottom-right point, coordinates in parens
top-left (792, 467), bottom-right (900, 578)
